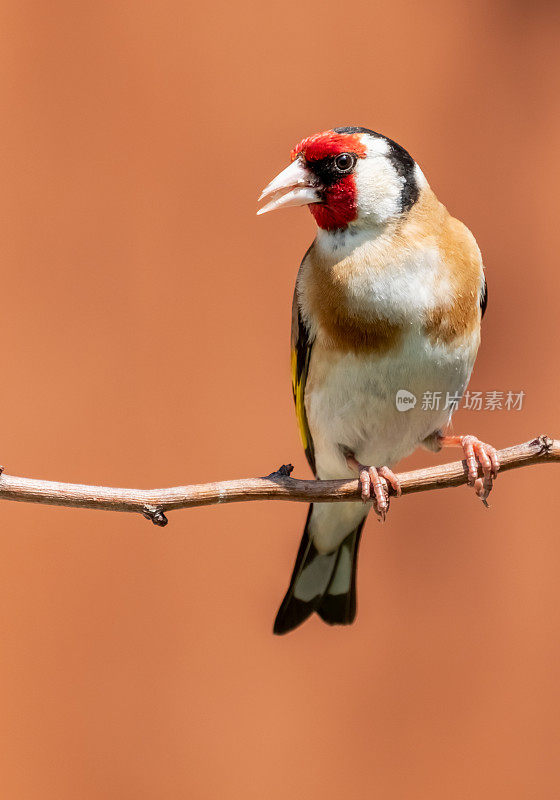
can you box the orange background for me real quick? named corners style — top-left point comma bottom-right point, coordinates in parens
top-left (0, 1), bottom-right (559, 797)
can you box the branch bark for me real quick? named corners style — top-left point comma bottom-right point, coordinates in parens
top-left (0, 436), bottom-right (557, 527)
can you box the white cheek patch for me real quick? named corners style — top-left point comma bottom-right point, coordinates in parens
top-left (353, 138), bottom-right (404, 226)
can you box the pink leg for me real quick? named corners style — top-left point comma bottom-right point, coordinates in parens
top-left (346, 455), bottom-right (402, 521)
top-left (438, 433), bottom-right (500, 505)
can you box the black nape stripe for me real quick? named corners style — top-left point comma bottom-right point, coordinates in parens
top-left (385, 140), bottom-right (419, 213)
top-left (334, 126), bottom-right (420, 213)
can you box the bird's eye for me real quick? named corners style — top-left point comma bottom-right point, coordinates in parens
top-left (334, 153), bottom-right (355, 173)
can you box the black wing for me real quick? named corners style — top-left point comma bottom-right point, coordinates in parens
top-left (480, 278), bottom-right (488, 320)
top-left (291, 291), bottom-right (316, 475)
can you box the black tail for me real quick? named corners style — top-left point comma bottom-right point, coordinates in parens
top-left (273, 504), bottom-right (365, 635)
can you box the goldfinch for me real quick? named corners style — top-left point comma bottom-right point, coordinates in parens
top-left (258, 127), bottom-right (499, 635)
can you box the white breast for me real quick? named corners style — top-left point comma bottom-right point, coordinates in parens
top-left (300, 216), bottom-right (482, 477)
top-left (306, 328), bottom-right (478, 480)
top-left (306, 230), bottom-right (454, 337)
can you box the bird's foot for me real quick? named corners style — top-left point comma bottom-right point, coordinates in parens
top-left (346, 455), bottom-right (402, 521)
top-left (438, 434), bottom-right (500, 506)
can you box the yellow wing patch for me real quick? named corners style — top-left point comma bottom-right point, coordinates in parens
top-left (291, 347), bottom-right (310, 455)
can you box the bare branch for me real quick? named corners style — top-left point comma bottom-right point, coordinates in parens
top-left (0, 436), bottom-right (557, 525)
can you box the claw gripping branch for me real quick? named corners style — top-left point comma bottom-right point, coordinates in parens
top-left (0, 437), bottom-right (556, 526)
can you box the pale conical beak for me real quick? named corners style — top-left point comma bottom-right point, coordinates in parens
top-left (257, 158), bottom-right (321, 216)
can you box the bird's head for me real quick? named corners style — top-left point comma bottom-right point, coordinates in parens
top-left (258, 126), bottom-right (421, 232)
